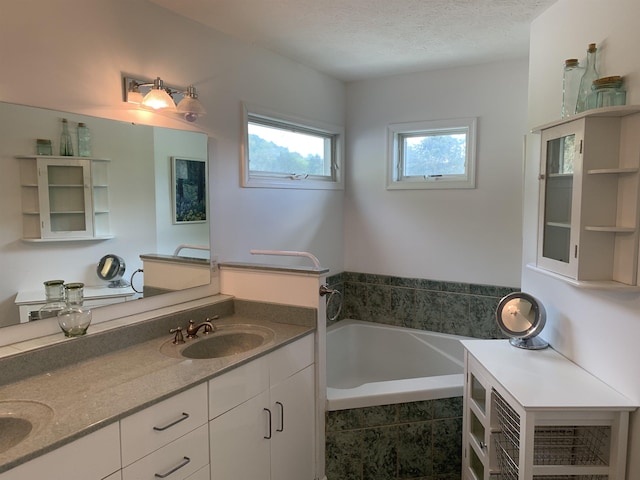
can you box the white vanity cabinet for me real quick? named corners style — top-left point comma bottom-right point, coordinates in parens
top-left (120, 382), bottom-right (209, 480)
top-left (208, 334), bottom-right (315, 480)
top-left (533, 106), bottom-right (640, 288)
top-left (0, 423), bottom-right (121, 480)
top-left (461, 340), bottom-right (636, 480)
top-left (17, 155), bottom-right (112, 241)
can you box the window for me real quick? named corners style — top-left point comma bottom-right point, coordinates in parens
top-left (242, 104), bottom-right (344, 189)
top-left (387, 117), bottom-right (477, 189)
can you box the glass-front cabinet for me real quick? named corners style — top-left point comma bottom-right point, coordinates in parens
top-left (533, 106), bottom-right (640, 288)
top-left (538, 123), bottom-right (580, 278)
top-left (17, 155), bottom-right (112, 241)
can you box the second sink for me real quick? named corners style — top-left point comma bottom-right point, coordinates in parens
top-left (160, 324), bottom-right (276, 359)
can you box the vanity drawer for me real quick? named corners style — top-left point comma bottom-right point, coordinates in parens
top-left (121, 382), bottom-right (208, 466)
top-left (269, 334), bottom-right (314, 385)
top-left (122, 424), bottom-right (209, 480)
top-left (208, 355), bottom-right (269, 420)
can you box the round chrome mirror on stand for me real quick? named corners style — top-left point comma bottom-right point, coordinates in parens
top-left (496, 292), bottom-right (549, 350)
top-left (97, 254), bottom-right (130, 288)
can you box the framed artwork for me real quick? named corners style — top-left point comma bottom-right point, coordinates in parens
top-left (171, 157), bottom-right (207, 224)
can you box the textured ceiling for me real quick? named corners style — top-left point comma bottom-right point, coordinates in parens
top-left (149, 0), bottom-right (557, 81)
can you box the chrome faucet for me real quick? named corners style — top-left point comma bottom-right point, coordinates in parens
top-left (186, 316), bottom-right (218, 338)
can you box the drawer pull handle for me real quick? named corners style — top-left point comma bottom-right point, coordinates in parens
top-left (276, 401), bottom-right (284, 432)
top-left (264, 408), bottom-right (272, 439)
top-left (154, 456), bottom-right (190, 478)
top-left (153, 412), bottom-right (190, 431)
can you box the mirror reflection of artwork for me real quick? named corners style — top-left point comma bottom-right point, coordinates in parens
top-left (172, 157), bottom-right (207, 224)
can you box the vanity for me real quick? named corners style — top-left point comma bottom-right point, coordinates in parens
top-left (0, 296), bottom-right (317, 480)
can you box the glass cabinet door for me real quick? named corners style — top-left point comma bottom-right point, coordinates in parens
top-left (37, 158), bottom-right (94, 239)
top-left (538, 123), bottom-right (581, 278)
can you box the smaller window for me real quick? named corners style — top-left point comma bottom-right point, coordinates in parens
top-left (387, 117), bottom-right (477, 189)
top-left (242, 103), bottom-right (344, 190)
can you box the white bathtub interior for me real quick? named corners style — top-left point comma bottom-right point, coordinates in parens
top-left (326, 319), bottom-right (467, 410)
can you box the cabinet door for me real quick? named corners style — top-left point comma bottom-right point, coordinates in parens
top-left (37, 157), bottom-right (94, 239)
top-left (209, 390), bottom-right (270, 480)
top-left (0, 423), bottom-right (120, 480)
top-left (270, 365), bottom-right (315, 480)
top-left (537, 120), bottom-right (583, 278)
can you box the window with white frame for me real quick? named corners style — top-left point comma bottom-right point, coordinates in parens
top-left (242, 104), bottom-right (344, 189)
top-left (387, 117), bottom-right (477, 189)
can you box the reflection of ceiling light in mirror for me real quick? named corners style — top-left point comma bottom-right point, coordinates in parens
top-left (123, 75), bottom-right (206, 122)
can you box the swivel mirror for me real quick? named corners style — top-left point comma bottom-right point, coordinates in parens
top-left (97, 254), bottom-right (129, 288)
top-left (496, 292), bottom-right (549, 350)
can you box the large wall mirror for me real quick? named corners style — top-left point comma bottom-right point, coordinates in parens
top-left (0, 101), bottom-right (212, 332)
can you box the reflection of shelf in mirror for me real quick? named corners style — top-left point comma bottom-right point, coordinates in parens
top-left (547, 173), bottom-right (573, 178)
top-left (22, 235), bottom-right (114, 243)
top-left (546, 221), bottom-right (571, 229)
top-left (50, 211), bottom-right (85, 215)
top-left (22, 211), bottom-right (39, 215)
top-left (587, 167), bottom-right (639, 175)
top-left (48, 184), bottom-right (84, 188)
top-left (585, 225), bottom-right (636, 233)
top-left (526, 264), bottom-right (640, 291)
top-left (21, 183), bottom-right (38, 187)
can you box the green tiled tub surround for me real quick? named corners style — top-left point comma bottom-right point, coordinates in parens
top-left (321, 272), bottom-right (518, 479)
top-left (325, 271), bottom-right (518, 338)
top-left (326, 398), bottom-right (463, 480)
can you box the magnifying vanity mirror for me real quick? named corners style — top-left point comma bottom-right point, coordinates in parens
top-left (495, 292), bottom-right (549, 350)
top-left (97, 254), bottom-right (129, 288)
top-left (0, 101), bottom-right (212, 331)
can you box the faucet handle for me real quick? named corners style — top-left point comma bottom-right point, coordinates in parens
top-left (170, 327), bottom-right (185, 344)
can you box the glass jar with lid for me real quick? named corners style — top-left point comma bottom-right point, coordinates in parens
top-left (36, 279), bottom-right (66, 320)
top-left (57, 282), bottom-right (92, 336)
top-left (592, 75), bottom-right (626, 108)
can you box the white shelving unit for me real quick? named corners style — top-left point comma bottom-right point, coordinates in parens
top-left (17, 155), bottom-right (112, 241)
top-left (533, 105), bottom-right (640, 289)
top-left (462, 340), bottom-right (636, 480)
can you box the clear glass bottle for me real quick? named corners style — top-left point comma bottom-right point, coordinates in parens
top-left (575, 43), bottom-right (599, 114)
top-left (561, 58), bottom-right (584, 118)
top-left (60, 118), bottom-right (74, 156)
top-left (77, 122), bottom-right (91, 157)
top-left (37, 279), bottom-right (66, 320)
top-left (57, 282), bottom-right (92, 337)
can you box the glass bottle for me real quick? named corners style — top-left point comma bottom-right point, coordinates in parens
top-left (77, 122), bottom-right (91, 157)
top-left (37, 279), bottom-right (66, 320)
top-left (60, 118), bottom-right (74, 156)
top-left (575, 43), bottom-right (599, 114)
top-left (561, 58), bottom-right (584, 118)
top-left (57, 282), bottom-right (92, 337)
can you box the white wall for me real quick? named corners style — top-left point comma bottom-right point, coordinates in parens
top-left (345, 60), bottom-right (529, 287)
top-left (0, 0), bottom-right (346, 286)
top-left (525, 1), bottom-right (640, 477)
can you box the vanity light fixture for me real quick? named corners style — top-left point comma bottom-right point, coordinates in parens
top-left (122, 75), bottom-right (206, 122)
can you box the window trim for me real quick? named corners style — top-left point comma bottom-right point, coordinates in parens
top-left (241, 103), bottom-right (344, 190)
top-left (386, 117), bottom-right (477, 190)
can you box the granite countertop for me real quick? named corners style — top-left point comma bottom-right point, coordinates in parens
top-left (0, 305), bottom-right (315, 474)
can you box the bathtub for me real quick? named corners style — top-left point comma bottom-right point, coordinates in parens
top-left (326, 319), bottom-right (467, 411)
